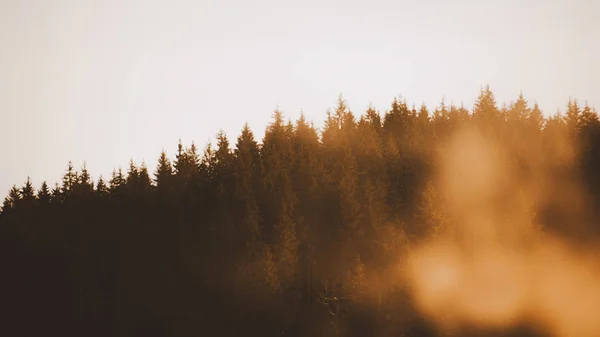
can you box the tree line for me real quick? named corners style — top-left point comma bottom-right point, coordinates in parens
top-left (1, 86), bottom-right (600, 337)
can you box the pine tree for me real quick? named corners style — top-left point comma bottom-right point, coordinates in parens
top-left (127, 159), bottom-right (148, 197)
top-left (383, 96), bottom-right (412, 145)
top-left (356, 114), bottom-right (383, 168)
top-left (215, 131), bottom-right (233, 168)
top-left (262, 109), bottom-right (299, 287)
top-left (505, 93), bottom-right (532, 165)
top-left (472, 85), bottom-right (499, 129)
top-left (291, 113), bottom-right (323, 323)
top-left (417, 102), bottom-right (430, 126)
top-left (75, 162), bottom-right (94, 197)
top-left (540, 112), bottom-right (571, 179)
top-left (528, 102), bottom-right (545, 131)
top-left (154, 150), bottom-right (173, 194)
top-left (183, 142), bottom-right (201, 189)
top-left (50, 183), bottom-right (62, 204)
top-left (509, 92), bottom-right (529, 122)
top-left (137, 161), bottom-right (152, 195)
top-left (261, 109), bottom-right (292, 204)
top-left (174, 139), bottom-right (186, 176)
top-left (21, 177), bottom-right (35, 203)
top-left (321, 109), bottom-right (339, 148)
top-left (127, 159), bottom-right (139, 186)
top-left (187, 142), bottom-right (201, 169)
top-left (214, 131), bottom-right (234, 199)
top-left (415, 103), bottom-right (431, 152)
top-left (234, 123), bottom-right (262, 249)
top-left (566, 98), bottom-right (581, 132)
top-left (365, 105), bottom-right (382, 134)
top-left (61, 161), bottom-right (77, 196)
top-left (457, 102), bottom-right (470, 122)
top-left (213, 130), bottom-right (236, 254)
top-left (200, 142), bottom-right (216, 181)
top-left (581, 102), bottom-right (600, 128)
top-left (579, 102), bottom-right (600, 202)
top-left (174, 139), bottom-right (196, 184)
top-left (96, 176), bottom-right (109, 197)
top-left (292, 113), bottom-right (322, 236)
top-left (109, 168), bottom-right (126, 196)
top-left (37, 181), bottom-right (51, 204)
top-left (431, 98), bottom-right (450, 143)
top-left (2, 185), bottom-right (21, 212)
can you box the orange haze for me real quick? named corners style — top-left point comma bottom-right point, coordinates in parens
top-left (404, 125), bottom-right (600, 337)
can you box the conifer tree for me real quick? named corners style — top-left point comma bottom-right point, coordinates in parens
top-left (127, 159), bottom-right (150, 197)
top-left (187, 142), bottom-right (201, 170)
top-left (137, 161), bottom-right (152, 195)
top-left (431, 98), bottom-right (450, 144)
top-left (154, 150), bottom-right (173, 195)
top-left (233, 123), bottom-right (262, 250)
top-left (96, 176), bottom-right (109, 197)
top-left (2, 185), bottom-right (21, 212)
top-left (417, 102), bottom-right (430, 126)
top-left (174, 139), bottom-right (197, 186)
top-left (199, 142), bottom-right (216, 181)
top-left (214, 130), bottom-right (234, 203)
top-left (127, 159), bottom-right (139, 185)
top-left (37, 181), bottom-right (51, 204)
top-left (383, 96), bottom-right (412, 144)
top-left (262, 109), bottom-right (299, 290)
top-left (528, 102), bottom-right (545, 131)
top-left (210, 130), bottom-right (236, 269)
top-left (356, 114), bottom-right (383, 169)
top-left (415, 103), bottom-right (431, 152)
top-left (21, 177), bottom-right (35, 203)
top-left (365, 105), bottom-right (382, 134)
top-left (109, 168), bottom-right (126, 196)
top-left (566, 98), bottom-right (581, 132)
top-left (62, 161), bottom-right (78, 196)
top-left (174, 139), bottom-right (186, 176)
top-left (75, 162), bottom-right (94, 197)
top-left (472, 85), bottom-right (500, 130)
top-left (510, 92), bottom-right (529, 122)
top-left (580, 102), bottom-right (600, 128)
top-left (50, 183), bottom-right (62, 204)
top-left (457, 102), bottom-right (470, 122)
top-left (292, 113), bottom-right (322, 237)
top-left (291, 113), bottom-right (323, 323)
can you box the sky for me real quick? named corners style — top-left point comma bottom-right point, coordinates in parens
top-left (0, 0), bottom-right (599, 195)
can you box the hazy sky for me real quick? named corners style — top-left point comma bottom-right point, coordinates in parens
top-left (1, 0), bottom-right (598, 194)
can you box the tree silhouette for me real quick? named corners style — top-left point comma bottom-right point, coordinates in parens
top-left (1, 87), bottom-right (599, 337)
top-left (37, 181), bottom-right (51, 204)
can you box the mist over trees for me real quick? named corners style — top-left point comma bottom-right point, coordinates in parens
top-left (1, 86), bottom-right (600, 337)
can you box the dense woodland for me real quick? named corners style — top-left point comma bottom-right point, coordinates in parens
top-left (1, 86), bottom-right (600, 337)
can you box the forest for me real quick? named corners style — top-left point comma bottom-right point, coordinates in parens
top-left (1, 86), bottom-right (600, 337)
